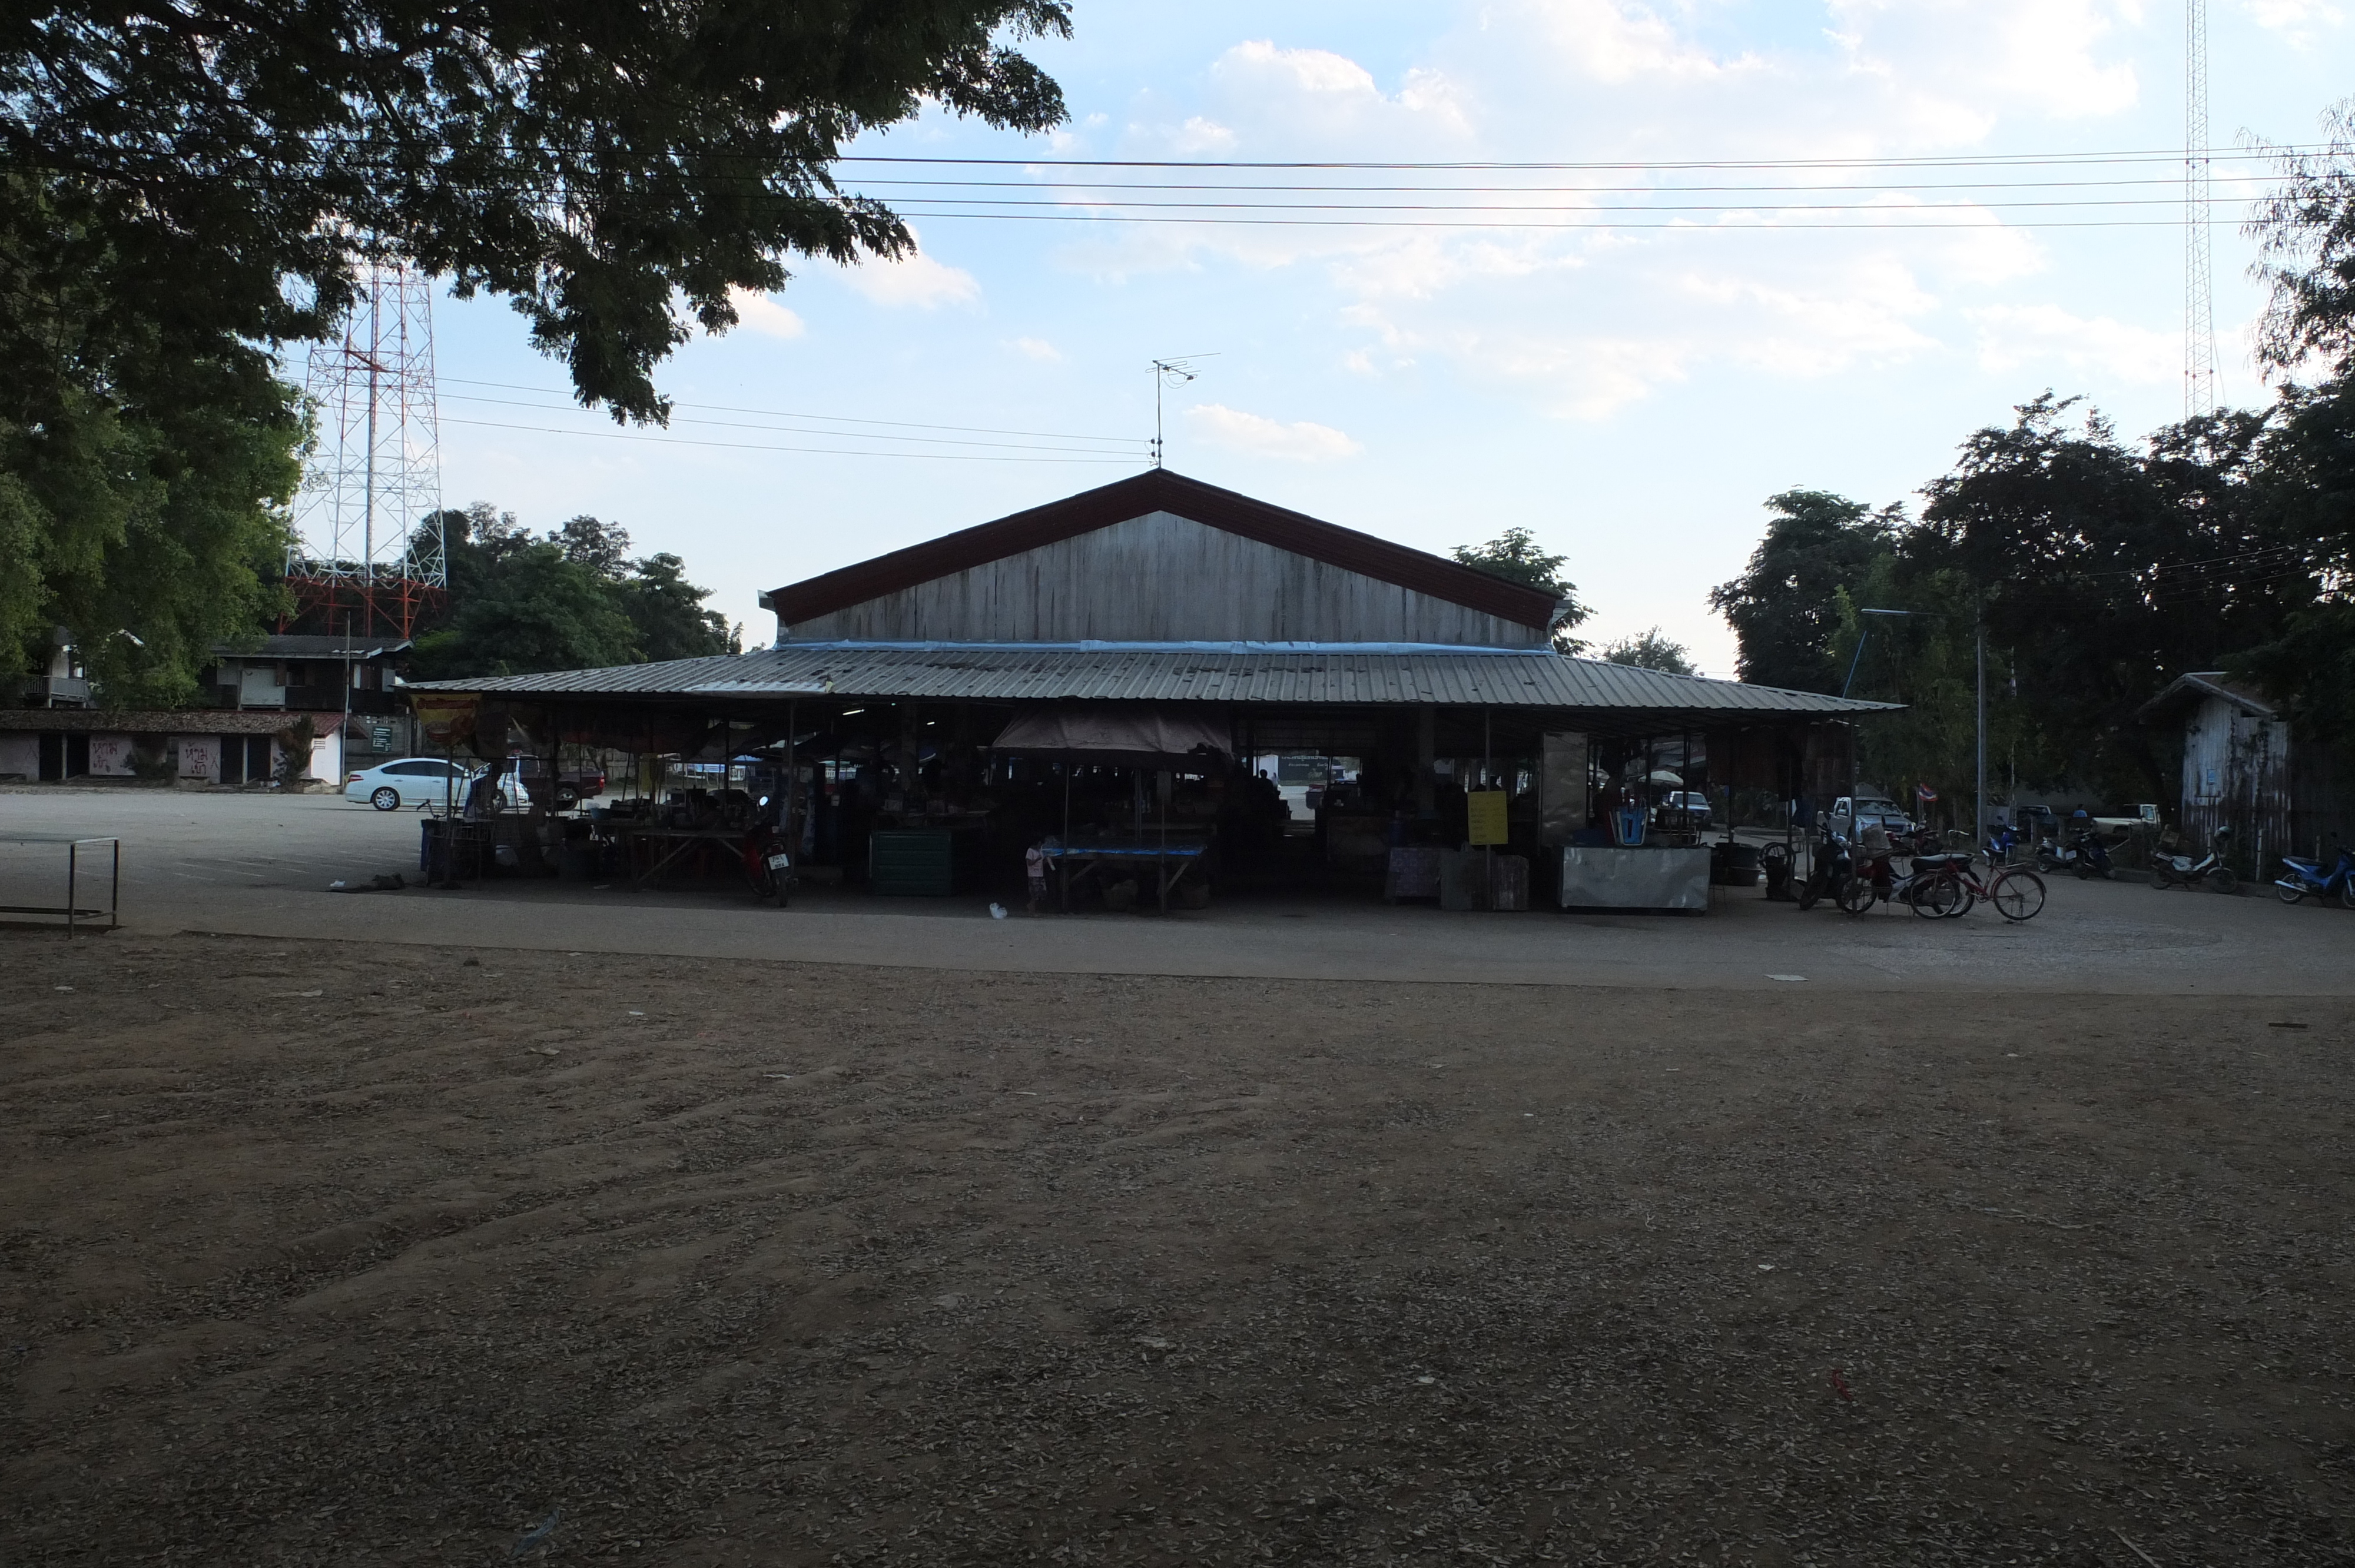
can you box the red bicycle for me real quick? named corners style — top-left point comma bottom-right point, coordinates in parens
top-left (1904, 851), bottom-right (2046, 922)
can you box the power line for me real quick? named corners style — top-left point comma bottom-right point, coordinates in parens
top-left (866, 194), bottom-right (2243, 213)
top-left (435, 376), bottom-right (1143, 446)
top-left (438, 391), bottom-right (1145, 456)
top-left (439, 415), bottom-right (1140, 464)
top-left (846, 208), bottom-right (2257, 231)
top-left (853, 171), bottom-right (2287, 195)
top-left (834, 146), bottom-right (2316, 171)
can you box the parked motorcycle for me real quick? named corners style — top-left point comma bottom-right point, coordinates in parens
top-left (2276, 844), bottom-right (2355, 908)
top-left (2036, 830), bottom-right (2113, 881)
top-left (2149, 827), bottom-right (2238, 894)
top-left (1795, 832), bottom-right (1852, 912)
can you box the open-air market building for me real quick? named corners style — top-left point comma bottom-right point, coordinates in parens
top-left (407, 470), bottom-right (1890, 911)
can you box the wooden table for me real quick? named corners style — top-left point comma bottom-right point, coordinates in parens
top-left (599, 823), bottom-right (768, 891)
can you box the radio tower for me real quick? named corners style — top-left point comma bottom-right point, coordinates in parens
top-left (289, 263), bottom-right (445, 637)
top-left (2184, 0), bottom-right (2219, 420)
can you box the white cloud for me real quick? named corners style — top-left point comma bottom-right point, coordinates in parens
top-left (727, 289), bottom-right (805, 340)
top-left (1184, 403), bottom-right (1364, 461)
top-left (1204, 39), bottom-right (1475, 145)
top-left (1172, 115), bottom-right (1238, 153)
top-left (1822, 0), bottom-right (2141, 126)
top-left (840, 230), bottom-right (981, 309)
top-left (1520, 0), bottom-right (1742, 84)
top-left (1225, 39), bottom-right (1379, 97)
top-left (1966, 304), bottom-right (2178, 384)
top-left (1010, 336), bottom-right (1063, 363)
top-left (2237, 0), bottom-right (2344, 44)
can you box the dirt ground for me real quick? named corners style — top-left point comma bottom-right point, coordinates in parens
top-left (2, 935), bottom-right (2351, 1566)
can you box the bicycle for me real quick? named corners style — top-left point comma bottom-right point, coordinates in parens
top-left (1906, 851), bottom-right (2046, 922)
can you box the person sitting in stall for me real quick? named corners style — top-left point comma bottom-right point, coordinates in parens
top-left (461, 762), bottom-right (503, 820)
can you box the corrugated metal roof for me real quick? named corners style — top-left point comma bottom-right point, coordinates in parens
top-left (411, 645), bottom-right (1895, 717)
top-left (211, 634), bottom-right (412, 659)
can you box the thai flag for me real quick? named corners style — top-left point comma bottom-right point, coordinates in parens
top-left (1915, 784), bottom-right (1938, 803)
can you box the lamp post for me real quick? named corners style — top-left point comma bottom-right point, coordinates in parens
top-left (1840, 609), bottom-right (1910, 818)
top-left (1840, 608), bottom-right (1912, 699)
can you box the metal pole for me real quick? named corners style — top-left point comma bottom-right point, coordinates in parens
top-left (1483, 707), bottom-right (1493, 909)
top-left (362, 280), bottom-right (380, 635)
top-left (1840, 630), bottom-right (1871, 700)
top-left (1975, 602), bottom-right (1988, 851)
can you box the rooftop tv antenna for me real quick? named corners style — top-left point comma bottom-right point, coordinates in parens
top-left (2184, 0), bottom-right (2218, 420)
top-left (1149, 355), bottom-right (1215, 467)
top-left (288, 262), bottom-right (445, 636)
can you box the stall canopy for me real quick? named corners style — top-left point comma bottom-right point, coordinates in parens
top-left (991, 707), bottom-right (1232, 769)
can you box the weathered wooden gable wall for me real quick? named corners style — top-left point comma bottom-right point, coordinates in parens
top-left (782, 511), bottom-right (1545, 647)
top-left (2178, 693), bottom-right (2294, 863)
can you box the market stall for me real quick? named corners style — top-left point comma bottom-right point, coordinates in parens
top-left (993, 707), bottom-right (1230, 913)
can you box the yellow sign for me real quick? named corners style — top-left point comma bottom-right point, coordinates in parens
top-left (1467, 789), bottom-right (1509, 846)
top-left (409, 693), bottom-right (479, 747)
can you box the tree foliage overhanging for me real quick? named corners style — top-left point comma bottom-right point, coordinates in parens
top-left (1, 0), bottom-right (1069, 696)
top-left (7, 0), bottom-right (1070, 420)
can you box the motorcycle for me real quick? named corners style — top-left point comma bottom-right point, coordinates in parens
top-left (2276, 844), bottom-right (2355, 908)
top-left (1795, 832), bottom-right (1852, 912)
top-left (2149, 827), bottom-right (2238, 895)
top-left (2035, 829), bottom-right (2113, 881)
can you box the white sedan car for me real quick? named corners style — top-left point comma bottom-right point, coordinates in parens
top-left (346, 757), bottom-right (482, 810)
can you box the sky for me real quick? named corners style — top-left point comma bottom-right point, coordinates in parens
top-left (397, 0), bottom-right (2351, 676)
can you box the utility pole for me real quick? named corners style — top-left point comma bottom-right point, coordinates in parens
top-left (1975, 602), bottom-right (1988, 851)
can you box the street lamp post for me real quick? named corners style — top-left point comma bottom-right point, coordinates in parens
top-left (1841, 608), bottom-right (1911, 819)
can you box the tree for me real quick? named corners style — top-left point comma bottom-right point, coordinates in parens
top-left (1600, 627), bottom-right (1696, 675)
top-left (6, 1), bottom-right (1071, 423)
top-left (409, 539), bottom-right (641, 680)
top-left (405, 503), bottom-right (737, 676)
top-left (1912, 395), bottom-right (2310, 803)
top-left (2230, 102), bottom-right (2355, 755)
top-left (552, 515), bottom-right (634, 579)
top-left (2250, 98), bottom-right (2355, 376)
top-left (0, 174), bottom-right (303, 701)
top-left (1450, 527), bottom-right (1591, 652)
top-left (620, 553), bottom-right (740, 663)
top-left (1709, 490), bottom-right (1898, 692)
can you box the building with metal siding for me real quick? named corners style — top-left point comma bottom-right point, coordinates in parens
top-left (769, 510), bottom-right (1549, 648)
top-left (409, 470), bottom-right (1892, 898)
top-left (2138, 672), bottom-right (2353, 870)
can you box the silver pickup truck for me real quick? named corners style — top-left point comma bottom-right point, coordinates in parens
top-left (1828, 794), bottom-right (1916, 841)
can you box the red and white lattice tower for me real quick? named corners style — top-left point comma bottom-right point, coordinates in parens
top-left (289, 263), bottom-right (445, 637)
top-left (2184, 0), bottom-right (2219, 420)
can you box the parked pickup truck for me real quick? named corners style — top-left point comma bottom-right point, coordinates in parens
top-left (1827, 793), bottom-right (1916, 842)
top-left (498, 755), bottom-right (606, 810)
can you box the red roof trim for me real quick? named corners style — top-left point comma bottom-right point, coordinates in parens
top-left (765, 470), bottom-right (1559, 630)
